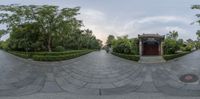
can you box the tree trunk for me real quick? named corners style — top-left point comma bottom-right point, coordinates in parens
top-left (47, 35), bottom-right (52, 52)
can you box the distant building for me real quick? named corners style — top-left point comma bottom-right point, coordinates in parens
top-left (138, 34), bottom-right (165, 56)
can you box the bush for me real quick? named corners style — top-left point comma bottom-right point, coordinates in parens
top-left (163, 52), bottom-right (190, 60)
top-left (8, 50), bottom-right (93, 61)
top-left (112, 36), bottom-right (139, 55)
top-left (32, 50), bottom-right (92, 61)
top-left (0, 41), bottom-right (2, 49)
top-left (111, 52), bottom-right (140, 61)
top-left (54, 46), bottom-right (65, 52)
top-left (163, 39), bottom-right (179, 54)
top-left (8, 51), bottom-right (30, 59)
top-left (30, 50), bottom-right (87, 56)
top-left (0, 40), bottom-right (9, 50)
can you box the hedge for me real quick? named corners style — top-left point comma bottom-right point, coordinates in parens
top-left (8, 51), bottom-right (30, 59)
top-left (32, 50), bottom-right (92, 61)
top-left (111, 52), bottom-right (140, 61)
top-left (163, 51), bottom-right (190, 60)
top-left (30, 50), bottom-right (87, 56)
top-left (8, 50), bottom-right (93, 61)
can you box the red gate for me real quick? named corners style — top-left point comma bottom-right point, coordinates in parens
top-left (143, 43), bottom-right (159, 56)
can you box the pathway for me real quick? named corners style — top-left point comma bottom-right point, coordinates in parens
top-left (0, 50), bottom-right (200, 98)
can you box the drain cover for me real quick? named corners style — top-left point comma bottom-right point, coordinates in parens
top-left (179, 74), bottom-right (199, 83)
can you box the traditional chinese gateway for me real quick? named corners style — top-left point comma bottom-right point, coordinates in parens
top-left (138, 34), bottom-right (165, 56)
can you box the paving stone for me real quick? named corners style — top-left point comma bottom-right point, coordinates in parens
top-left (137, 82), bottom-right (158, 92)
top-left (113, 78), bottom-right (132, 87)
top-left (45, 73), bottom-right (55, 82)
top-left (84, 83), bottom-right (115, 89)
top-left (1, 50), bottom-right (200, 97)
top-left (40, 81), bottom-right (63, 93)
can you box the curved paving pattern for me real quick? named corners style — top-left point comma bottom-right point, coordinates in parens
top-left (0, 50), bottom-right (200, 96)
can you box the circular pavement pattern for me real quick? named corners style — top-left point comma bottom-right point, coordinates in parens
top-left (179, 74), bottom-right (199, 83)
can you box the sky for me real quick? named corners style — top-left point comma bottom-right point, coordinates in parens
top-left (0, 0), bottom-right (199, 44)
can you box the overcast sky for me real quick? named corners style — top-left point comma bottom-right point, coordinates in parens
top-left (0, 0), bottom-right (199, 43)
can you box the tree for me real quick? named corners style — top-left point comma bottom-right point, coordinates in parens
top-left (106, 35), bottom-right (115, 47)
top-left (191, 5), bottom-right (200, 25)
top-left (112, 35), bottom-right (138, 55)
top-left (0, 5), bottom-right (102, 52)
top-left (192, 5), bottom-right (200, 49)
top-left (163, 38), bottom-right (179, 54)
top-left (197, 30), bottom-right (200, 41)
top-left (167, 30), bottom-right (179, 40)
top-left (177, 39), bottom-right (184, 46)
top-left (0, 29), bottom-right (6, 39)
top-left (164, 31), bottom-right (180, 54)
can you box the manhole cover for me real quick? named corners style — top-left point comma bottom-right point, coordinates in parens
top-left (179, 74), bottom-right (199, 83)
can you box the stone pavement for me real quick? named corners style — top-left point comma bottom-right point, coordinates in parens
top-left (139, 56), bottom-right (166, 63)
top-left (0, 50), bottom-right (200, 99)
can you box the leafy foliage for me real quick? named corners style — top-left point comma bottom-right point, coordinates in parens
top-left (32, 50), bottom-right (92, 61)
top-left (0, 5), bottom-right (102, 52)
top-left (111, 35), bottom-right (139, 55)
top-left (54, 46), bottom-right (65, 52)
top-left (163, 38), bottom-right (179, 54)
top-left (192, 5), bottom-right (200, 49)
top-left (8, 50), bottom-right (92, 61)
top-left (166, 30), bottom-right (179, 40)
top-left (106, 35), bottom-right (115, 47)
top-left (111, 52), bottom-right (140, 61)
top-left (164, 31), bottom-right (196, 54)
top-left (163, 52), bottom-right (190, 60)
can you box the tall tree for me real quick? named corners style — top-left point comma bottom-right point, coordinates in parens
top-left (167, 30), bottom-right (179, 40)
top-left (192, 5), bottom-right (200, 25)
top-left (0, 29), bottom-right (6, 39)
top-left (192, 5), bottom-right (200, 49)
top-left (106, 35), bottom-right (115, 47)
top-left (196, 30), bottom-right (200, 41)
top-left (0, 5), bottom-right (85, 51)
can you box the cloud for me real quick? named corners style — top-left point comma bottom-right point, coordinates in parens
top-left (79, 9), bottom-right (121, 44)
top-left (79, 9), bottom-right (196, 44)
top-left (165, 26), bottom-right (190, 39)
top-left (137, 16), bottom-right (190, 24)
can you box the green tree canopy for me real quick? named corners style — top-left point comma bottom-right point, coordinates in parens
top-left (166, 30), bottom-right (179, 40)
top-left (192, 5), bottom-right (200, 25)
top-left (0, 29), bottom-right (7, 39)
top-left (164, 31), bottom-right (180, 54)
top-left (106, 35), bottom-right (115, 47)
top-left (0, 4), bottom-right (102, 52)
top-left (112, 35), bottom-right (139, 55)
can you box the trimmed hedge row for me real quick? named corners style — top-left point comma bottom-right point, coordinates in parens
top-left (111, 52), bottom-right (140, 61)
top-left (8, 50), bottom-right (93, 61)
top-left (30, 50), bottom-right (87, 56)
top-left (163, 51), bottom-right (190, 60)
top-left (10, 50), bottom-right (87, 57)
top-left (9, 51), bottom-right (30, 59)
top-left (32, 50), bottom-right (92, 61)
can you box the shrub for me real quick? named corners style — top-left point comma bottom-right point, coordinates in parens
top-left (163, 52), bottom-right (190, 60)
top-left (8, 50), bottom-right (93, 61)
top-left (112, 36), bottom-right (139, 55)
top-left (1, 40), bottom-right (9, 51)
top-left (111, 52), bottom-right (140, 61)
top-left (54, 46), bottom-right (65, 52)
top-left (30, 50), bottom-right (87, 56)
top-left (8, 51), bottom-right (30, 59)
top-left (32, 50), bottom-right (92, 61)
top-left (163, 39), bottom-right (179, 54)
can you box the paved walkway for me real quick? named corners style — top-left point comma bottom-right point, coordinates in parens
top-left (0, 50), bottom-right (200, 99)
